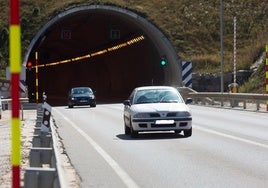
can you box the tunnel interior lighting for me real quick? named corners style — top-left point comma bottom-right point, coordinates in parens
top-left (32, 35), bottom-right (145, 68)
top-left (91, 49), bottom-right (108, 57)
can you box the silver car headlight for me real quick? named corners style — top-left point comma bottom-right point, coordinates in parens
top-left (177, 111), bottom-right (191, 117)
top-left (133, 113), bottom-right (150, 118)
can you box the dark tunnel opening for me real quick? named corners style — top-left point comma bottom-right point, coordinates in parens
top-left (25, 6), bottom-right (180, 106)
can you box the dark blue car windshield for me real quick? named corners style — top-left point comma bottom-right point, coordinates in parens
top-left (72, 88), bottom-right (92, 95)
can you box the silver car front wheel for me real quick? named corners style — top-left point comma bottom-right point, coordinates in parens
top-left (184, 128), bottom-right (192, 137)
top-left (124, 117), bottom-right (131, 135)
top-left (130, 121), bottom-right (138, 138)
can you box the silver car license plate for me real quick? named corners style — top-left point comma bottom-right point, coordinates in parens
top-left (155, 120), bottom-right (175, 124)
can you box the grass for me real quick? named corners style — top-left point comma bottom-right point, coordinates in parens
top-left (1, 0), bottom-right (268, 93)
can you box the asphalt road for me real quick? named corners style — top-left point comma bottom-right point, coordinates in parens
top-left (52, 104), bottom-right (268, 188)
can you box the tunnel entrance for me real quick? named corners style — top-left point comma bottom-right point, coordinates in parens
top-left (24, 5), bottom-right (181, 105)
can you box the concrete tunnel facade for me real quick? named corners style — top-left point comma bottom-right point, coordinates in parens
top-left (24, 5), bottom-right (182, 105)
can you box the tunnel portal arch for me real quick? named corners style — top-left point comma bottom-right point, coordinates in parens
top-left (24, 5), bottom-right (182, 104)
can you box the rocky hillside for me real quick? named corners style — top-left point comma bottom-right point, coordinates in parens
top-left (0, 0), bottom-right (267, 92)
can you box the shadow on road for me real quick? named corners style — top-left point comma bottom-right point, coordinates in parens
top-left (116, 132), bottom-right (187, 140)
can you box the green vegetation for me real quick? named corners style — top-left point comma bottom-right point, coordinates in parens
top-left (1, 0), bottom-right (267, 92)
top-left (239, 62), bottom-right (265, 93)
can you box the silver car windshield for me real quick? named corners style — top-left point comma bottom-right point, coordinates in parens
top-left (133, 89), bottom-right (183, 104)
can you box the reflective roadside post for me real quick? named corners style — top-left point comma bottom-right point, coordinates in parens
top-left (228, 83), bottom-right (239, 107)
top-left (41, 102), bottom-right (51, 132)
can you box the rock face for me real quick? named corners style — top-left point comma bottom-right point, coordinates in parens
top-left (0, 79), bottom-right (10, 97)
top-left (0, 79), bottom-right (27, 98)
top-left (192, 70), bottom-right (252, 92)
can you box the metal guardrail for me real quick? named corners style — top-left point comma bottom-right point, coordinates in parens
top-left (1, 97), bottom-right (29, 107)
top-left (1, 98), bottom-right (29, 119)
top-left (188, 92), bottom-right (268, 100)
top-left (24, 103), bottom-right (66, 188)
top-left (178, 87), bottom-right (268, 112)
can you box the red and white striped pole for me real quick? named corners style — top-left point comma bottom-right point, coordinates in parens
top-left (265, 44), bottom-right (268, 111)
top-left (35, 52), bottom-right (39, 104)
top-left (233, 16), bottom-right (238, 93)
top-left (9, 0), bottom-right (21, 187)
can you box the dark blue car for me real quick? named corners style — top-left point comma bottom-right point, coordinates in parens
top-left (68, 87), bottom-right (96, 108)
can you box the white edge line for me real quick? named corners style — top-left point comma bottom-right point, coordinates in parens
top-left (50, 118), bottom-right (68, 188)
top-left (194, 125), bottom-right (268, 149)
top-left (53, 108), bottom-right (140, 188)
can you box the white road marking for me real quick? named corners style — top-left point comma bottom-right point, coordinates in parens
top-left (194, 125), bottom-right (268, 149)
top-left (53, 108), bottom-right (140, 188)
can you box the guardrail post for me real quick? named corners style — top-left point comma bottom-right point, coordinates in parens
top-left (29, 147), bottom-right (53, 167)
top-left (24, 168), bottom-right (56, 188)
top-left (34, 127), bottom-right (41, 135)
top-left (32, 132), bottom-right (52, 147)
top-left (24, 170), bottom-right (39, 188)
top-left (243, 100), bottom-right (246, 109)
top-left (256, 101), bottom-right (260, 111)
top-left (230, 98), bottom-right (239, 108)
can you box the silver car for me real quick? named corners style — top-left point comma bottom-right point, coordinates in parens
top-left (123, 86), bottom-right (192, 138)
